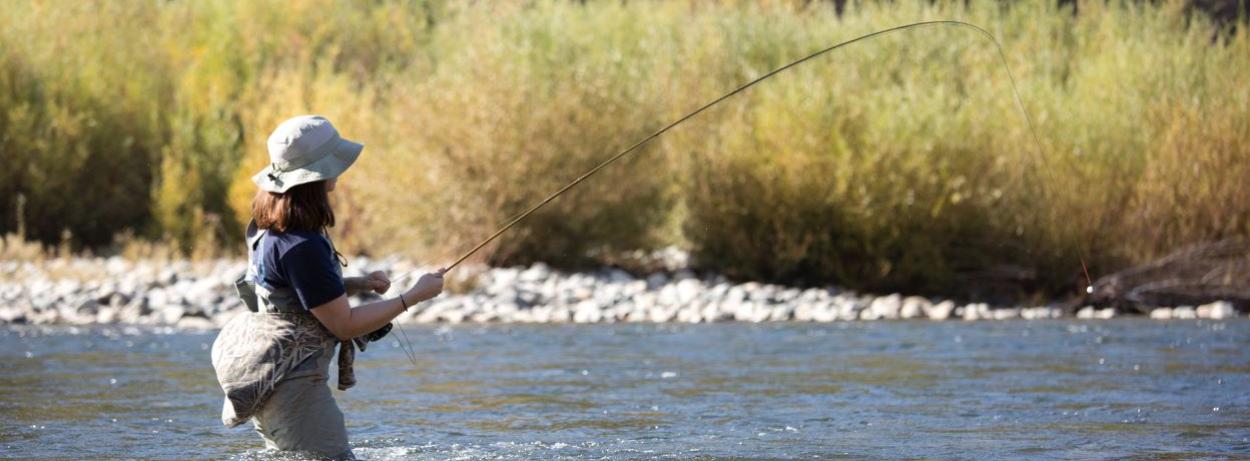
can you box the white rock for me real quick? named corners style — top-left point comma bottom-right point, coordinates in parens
top-left (702, 302), bottom-right (732, 322)
top-left (648, 306), bottom-right (677, 323)
top-left (676, 305), bottom-right (703, 323)
top-left (747, 305), bottom-right (771, 323)
top-left (776, 288), bottom-right (800, 303)
top-left (992, 308), bottom-right (1020, 320)
top-left (675, 279), bottom-right (702, 305)
top-left (811, 303), bottom-right (837, 323)
top-left (900, 296), bottom-right (929, 319)
top-left (1021, 307), bottom-right (1053, 320)
top-left (731, 301), bottom-right (755, 321)
top-left (519, 263), bottom-right (550, 283)
top-left (625, 307), bottom-right (649, 322)
top-left (926, 301), bottom-right (956, 321)
top-left (962, 303), bottom-right (990, 321)
top-left (160, 306), bottom-right (187, 325)
top-left (441, 310), bottom-right (466, 324)
top-left (836, 298), bottom-right (861, 321)
top-left (415, 305), bottom-right (447, 323)
top-left (95, 307), bottom-right (119, 324)
top-left (1172, 306), bottom-right (1196, 319)
top-left (768, 305), bottom-right (792, 321)
top-left (1149, 308), bottom-right (1173, 320)
top-left (794, 303), bottom-right (815, 322)
top-left (1076, 306), bottom-right (1096, 319)
top-left (30, 309), bottom-right (60, 324)
top-left (147, 289), bottom-right (170, 310)
top-left (470, 311), bottom-right (498, 323)
top-left (507, 310), bottom-right (531, 323)
top-left (867, 294), bottom-right (902, 320)
top-left (798, 288), bottom-right (822, 302)
top-left (0, 306), bottom-right (26, 323)
top-left (1197, 301), bottom-right (1235, 320)
top-left (656, 284), bottom-right (679, 307)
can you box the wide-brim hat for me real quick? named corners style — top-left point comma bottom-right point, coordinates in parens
top-left (252, 115), bottom-right (364, 193)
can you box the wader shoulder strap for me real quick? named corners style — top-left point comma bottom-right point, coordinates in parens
top-left (234, 220), bottom-right (266, 312)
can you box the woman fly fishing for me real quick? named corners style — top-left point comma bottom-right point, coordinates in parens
top-left (209, 19), bottom-right (1086, 461)
top-left (210, 115), bottom-right (445, 460)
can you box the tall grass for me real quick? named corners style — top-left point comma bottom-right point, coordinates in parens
top-left (1, 0), bottom-right (1246, 298)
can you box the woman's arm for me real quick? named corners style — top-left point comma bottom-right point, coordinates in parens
top-left (310, 270), bottom-right (445, 341)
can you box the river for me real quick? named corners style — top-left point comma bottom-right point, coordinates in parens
top-left (2, 320), bottom-right (1247, 460)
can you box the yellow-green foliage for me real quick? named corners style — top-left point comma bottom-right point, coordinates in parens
top-left (1, 0), bottom-right (1247, 297)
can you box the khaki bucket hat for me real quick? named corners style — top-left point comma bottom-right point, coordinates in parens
top-left (252, 115), bottom-right (364, 193)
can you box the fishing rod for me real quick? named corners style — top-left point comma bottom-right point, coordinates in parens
top-left (387, 19), bottom-right (1094, 362)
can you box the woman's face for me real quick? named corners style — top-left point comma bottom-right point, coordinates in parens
top-left (326, 178), bottom-right (338, 192)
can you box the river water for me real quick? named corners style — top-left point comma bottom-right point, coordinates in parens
top-left (2, 320), bottom-right (1247, 460)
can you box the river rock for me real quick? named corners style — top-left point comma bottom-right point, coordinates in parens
top-left (1076, 306), bottom-right (1096, 319)
top-left (962, 303), bottom-right (991, 321)
top-left (95, 306), bottom-right (119, 324)
top-left (810, 303), bottom-right (837, 323)
top-left (75, 299), bottom-right (100, 315)
top-left (835, 298), bottom-right (861, 321)
top-left (1021, 306), bottom-right (1057, 320)
top-left (992, 308), bottom-right (1020, 320)
top-left (649, 306), bottom-right (677, 323)
top-left (864, 294), bottom-right (902, 320)
top-left (0, 306), bottom-right (26, 324)
top-left (926, 300), bottom-right (955, 321)
top-left (769, 305), bottom-right (792, 321)
top-left (4, 254), bottom-right (1166, 327)
top-left (900, 296), bottom-right (929, 319)
top-left (794, 302), bottom-right (814, 322)
top-left (1172, 306), bottom-right (1197, 319)
top-left (519, 263), bottom-right (550, 283)
top-left (1196, 301), bottom-right (1235, 319)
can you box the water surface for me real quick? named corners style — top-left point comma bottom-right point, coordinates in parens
top-left (2, 320), bottom-right (1248, 460)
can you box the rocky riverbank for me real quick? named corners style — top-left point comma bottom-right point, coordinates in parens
top-left (0, 254), bottom-right (1242, 329)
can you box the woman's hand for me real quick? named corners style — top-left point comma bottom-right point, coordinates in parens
top-left (345, 271), bottom-right (391, 296)
top-left (363, 271), bottom-right (390, 294)
top-left (405, 268), bottom-right (447, 304)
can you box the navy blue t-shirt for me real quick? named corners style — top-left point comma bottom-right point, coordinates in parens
top-left (255, 230), bottom-right (346, 310)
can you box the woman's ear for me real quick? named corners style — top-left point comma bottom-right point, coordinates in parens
top-left (326, 178), bottom-right (338, 192)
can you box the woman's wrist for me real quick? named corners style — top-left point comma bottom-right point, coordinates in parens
top-left (404, 290), bottom-right (426, 304)
top-left (343, 276), bottom-right (363, 294)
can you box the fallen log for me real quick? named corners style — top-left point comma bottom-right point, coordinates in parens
top-left (1087, 238), bottom-right (1250, 314)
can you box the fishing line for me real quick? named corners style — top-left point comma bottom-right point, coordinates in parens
top-left (388, 19), bottom-right (1094, 364)
top-left (392, 316), bottom-right (419, 365)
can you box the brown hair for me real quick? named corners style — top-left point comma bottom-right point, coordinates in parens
top-left (252, 181), bottom-right (335, 233)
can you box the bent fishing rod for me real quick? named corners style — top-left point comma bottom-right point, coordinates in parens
top-left (386, 20), bottom-right (1094, 362)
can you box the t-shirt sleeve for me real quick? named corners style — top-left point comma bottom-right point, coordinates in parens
top-left (278, 239), bottom-right (347, 310)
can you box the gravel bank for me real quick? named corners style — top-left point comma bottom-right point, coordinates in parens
top-left (0, 254), bottom-right (1242, 328)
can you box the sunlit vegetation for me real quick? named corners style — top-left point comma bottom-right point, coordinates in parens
top-left (1, 0), bottom-right (1246, 298)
